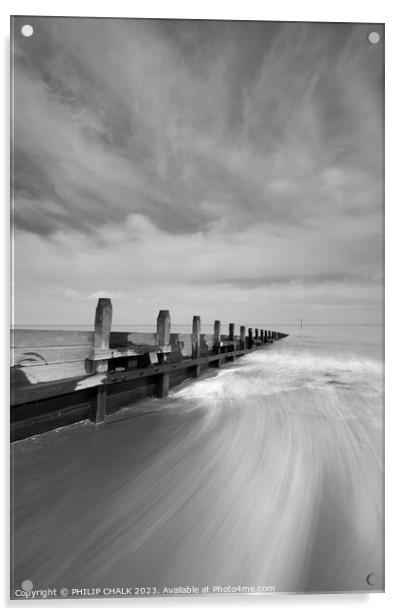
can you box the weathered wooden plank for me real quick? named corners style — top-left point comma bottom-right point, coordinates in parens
top-left (91, 347), bottom-right (140, 360)
top-left (10, 360), bottom-right (89, 386)
top-left (11, 373), bottom-right (106, 406)
top-left (11, 345), bottom-right (94, 366)
top-left (11, 329), bottom-right (94, 348)
top-left (110, 331), bottom-right (156, 348)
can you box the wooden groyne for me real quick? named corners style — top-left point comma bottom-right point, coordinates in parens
top-left (10, 299), bottom-right (288, 442)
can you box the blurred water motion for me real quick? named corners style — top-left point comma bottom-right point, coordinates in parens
top-left (11, 327), bottom-right (384, 594)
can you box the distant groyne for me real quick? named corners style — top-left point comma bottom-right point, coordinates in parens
top-left (10, 298), bottom-right (288, 441)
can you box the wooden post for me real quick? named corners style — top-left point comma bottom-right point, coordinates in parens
top-left (240, 326), bottom-right (246, 350)
top-left (264, 330), bottom-right (268, 343)
top-left (92, 298), bottom-right (112, 423)
top-left (255, 328), bottom-right (259, 341)
top-left (92, 384), bottom-right (107, 423)
top-left (192, 316), bottom-right (201, 378)
top-left (248, 327), bottom-right (253, 349)
top-left (157, 310), bottom-right (171, 348)
top-left (213, 320), bottom-right (222, 367)
top-left (156, 310), bottom-right (171, 398)
top-left (94, 298), bottom-right (112, 373)
top-left (227, 322), bottom-right (236, 361)
top-left (214, 320), bottom-right (221, 353)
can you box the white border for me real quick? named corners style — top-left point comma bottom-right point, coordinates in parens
top-left (2, 1), bottom-right (400, 614)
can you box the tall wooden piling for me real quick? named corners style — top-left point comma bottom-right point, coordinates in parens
top-left (92, 298), bottom-right (112, 423)
top-left (157, 310), bottom-right (171, 348)
top-left (94, 298), bottom-right (112, 372)
top-left (192, 316), bottom-right (201, 378)
top-left (248, 328), bottom-right (253, 349)
top-left (214, 320), bottom-right (221, 353)
top-left (156, 310), bottom-right (171, 397)
top-left (255, 328), bottom-right (259, 341)
top-left (227, 322), bottom-right (236, 361)
top-left (240, 326), bottom-right (246, 350)
top-left (93, 383), bottom-right (107, 423)
top-left (213, 320), bottom-right (222, 367)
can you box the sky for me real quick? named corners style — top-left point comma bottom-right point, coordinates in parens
top-left (11, 17), bottom-right (384, 326)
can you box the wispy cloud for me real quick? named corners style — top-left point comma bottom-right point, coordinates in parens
top-left (11, 18), bottom-right (384, 324)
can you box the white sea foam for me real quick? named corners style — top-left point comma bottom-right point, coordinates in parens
top-left (174, 345), bottom-right (383, 402)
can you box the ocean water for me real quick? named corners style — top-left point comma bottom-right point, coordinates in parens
top-left (11, 325), bottom-right (384, 595)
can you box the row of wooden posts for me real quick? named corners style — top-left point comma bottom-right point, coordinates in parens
top-left (92, 298), bottom-right (280, 423)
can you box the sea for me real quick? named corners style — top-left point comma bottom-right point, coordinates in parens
top-left (11, 324), bottom-right (384, 595)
